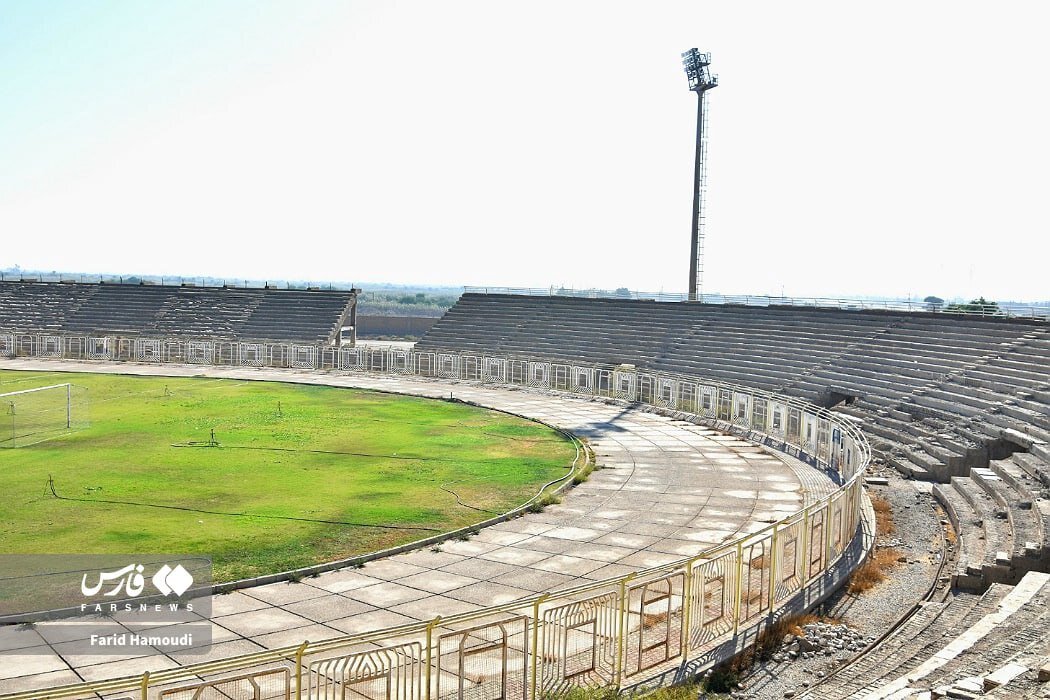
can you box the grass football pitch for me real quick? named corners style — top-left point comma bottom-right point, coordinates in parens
top-left (0, 370), bottom-right (575, 582)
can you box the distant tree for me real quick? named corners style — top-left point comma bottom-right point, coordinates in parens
top-left (614, 287), bottom-right (632, 298)
top-left (945, 296), bottom-right (1000, 315)
top-left (923, 296), bottom-right (944, 312)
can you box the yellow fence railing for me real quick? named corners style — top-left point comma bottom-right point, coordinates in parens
top-left (0, 344), bottom-right (871, 700)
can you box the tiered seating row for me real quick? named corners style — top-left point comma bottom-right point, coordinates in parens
top-left (0, 281), bottom-right (355, 344)
top-left (421, 294), bottom-right (1050, 586)
top-left (807, 571), bottom-right (1050, 699)
top-left (420, 296), bottom-right (1043, 412)
top-left (809, 585), bottom-right (1005, 698)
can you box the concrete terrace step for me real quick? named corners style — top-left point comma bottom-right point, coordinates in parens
top-left (932, 483), bottom-right (987, 590)
top-left (949, 477), bottom-right (1016, 584)
top-left (873, 572), bottom-right (1050, 699)
top-left (810, 589), bottom-right (1006, 698)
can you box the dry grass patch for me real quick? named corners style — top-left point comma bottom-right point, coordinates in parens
top-left (870, 494), bottom-right (895, 535)
top-left (848, 547), bottom-right (902, 594)
top-left (849, 491), bottom-right (902, 593)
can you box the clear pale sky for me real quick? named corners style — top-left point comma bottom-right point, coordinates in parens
top-left (2, 1), bottom-right (1048, 300)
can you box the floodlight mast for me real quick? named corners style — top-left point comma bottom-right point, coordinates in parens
top-left (682, 49), bottom-right (718, 301)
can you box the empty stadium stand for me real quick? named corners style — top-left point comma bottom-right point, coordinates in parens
top-left (419, 293), bottom-right (1050, 585)
top-left (0, 281), bottom-right (358, 345)
top-left (419, 292), bottom-right (1050, 698)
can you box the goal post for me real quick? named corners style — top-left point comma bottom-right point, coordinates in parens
top-left (0, 383), bottom-right (85, 447)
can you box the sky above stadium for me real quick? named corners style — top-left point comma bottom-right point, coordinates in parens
top-left (1, 1), bottom-right (1048, 301)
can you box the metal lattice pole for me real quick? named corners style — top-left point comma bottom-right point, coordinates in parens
top-left (682, 49), bottom-right (718, 301)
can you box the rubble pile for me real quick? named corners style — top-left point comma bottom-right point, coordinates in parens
top-left (771, 622), bottom-right (873, 663)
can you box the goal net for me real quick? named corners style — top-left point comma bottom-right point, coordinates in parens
top-left (0, 383), bottom-right (88, 447)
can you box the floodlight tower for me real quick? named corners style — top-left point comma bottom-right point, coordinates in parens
top-left (682, 49), bottom-right (718, 301)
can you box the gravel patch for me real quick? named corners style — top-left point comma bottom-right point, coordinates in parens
top-left (706, 461), bottom-right (952, 699)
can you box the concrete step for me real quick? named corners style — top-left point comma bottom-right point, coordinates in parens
top-left (932, 482), bottom-right (987, 590)
top-left (949, 477), bottom-right (1015, 583)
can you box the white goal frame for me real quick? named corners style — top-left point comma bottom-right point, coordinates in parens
top-left (0, 382), bottom-right (73, 433)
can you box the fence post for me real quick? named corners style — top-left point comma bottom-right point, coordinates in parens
top-left (529, 593), bottom-right (550, 700)
top-left (295, 641), bottom-right (308, 700)
top-left (732, 541), bottom-right (744, 635)
top-left (140, 671), bottom-right (150, 700)
top-left (800, 506), bottom-right (811, 584)
top-left (824, 497), bottom-right (835, 575)
top-left (614, 572), bottom-right (636, 687)
top-left (768, 524), bottom-right (779, 610)
top-left (681, 556), bottom-right (701, 659)
top-left (424, 616), bottom-right (441, 700)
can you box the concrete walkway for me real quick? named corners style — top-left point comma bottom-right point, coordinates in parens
top-left (0, 360), bottom-right (835, 693)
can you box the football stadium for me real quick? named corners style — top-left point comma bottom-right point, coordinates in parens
top-left (1, 276), bottom-right (1048, 700)
top-left (1, 6), bottom-right (1049, 700)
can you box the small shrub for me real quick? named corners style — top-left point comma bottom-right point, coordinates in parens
top-left (542, 686), bottom-right (619, 700)
top-left (641, 682), bottom-right (701, 700)
top-left (528, 492), bottom-right (563, 513)
top-left (704, 665), bottom-right (741, 694)
top-left (719, 612), bottom-right (841, 676)
top-left (572, 457), bottom-right (597, 485)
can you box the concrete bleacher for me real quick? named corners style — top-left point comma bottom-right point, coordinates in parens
top-left (419, 293), bottom-right (1050, 586)
top-left (936, 457), bottom-right (1050, 591)
top-left (0, 281), bottom-right (356, 344)
top-left (420, 295), bottom-right (1047, 444)
top-left (420, 293), bottom-right (1050, 698)
top-left (806, 571), bottom-right (1050, 699)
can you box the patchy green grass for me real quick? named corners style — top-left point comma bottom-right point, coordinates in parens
top-left (0, 370), bottom-right (574, 581)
